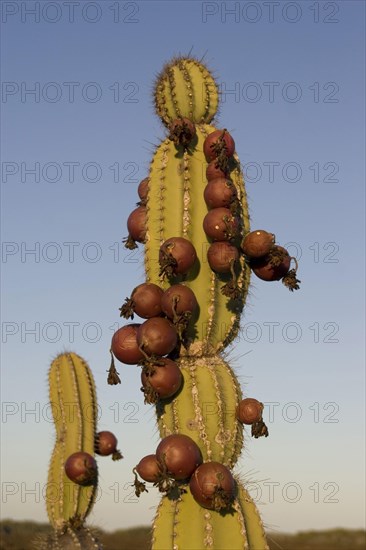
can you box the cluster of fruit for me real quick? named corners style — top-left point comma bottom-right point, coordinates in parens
top-left (108, 275), bottom-right (200, 401)
top-left (202, 128), bottom-right (243, 299)
top-left (63, 431), bottom-right (122, 486)
top-left (203, 127), bottom-right (300, 293)
top-left (132, 395), bottom-right (267, 512)
top-left (133, 433), bottom-right (234, 512)
top-left (125, 124), bottom-right (299, 297)
top-left (106, 121), bottom-right (293, 516)
top-left (242, 230), bottom-right (301, 290)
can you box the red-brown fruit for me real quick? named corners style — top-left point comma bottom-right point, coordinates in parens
top-left (236, 398), bottom-right (264, 425)
top-left (111, 324), bottom-right (144, 364)
top-left (141, 358), bottom-right (182, 401)
top-left (95, 431), bottom-right (123, 460)
top-left (189, 462), bottom-right (236, 511)
top-left (207, 241), bottom-right (240, 273)
top-left (204, 178), bottom-right (237, 209)
top-left (206, 161), bottom-right (228, 181)
top-left (156, 434), bottom-right (203, 480)
top-left (64, 452), bottom-right (97, 486)
top-left (135, 454), bottom-right (161, 483)
top-left (251, 246), bottom-right (291, 281)
top-left (95, 431), bottom-right (118, 456)
top-left (137, 317), bottom-right (178, 356)
top-left (127, 206), bottom-right (147, 243)
top-left (161, 284), bottom-right (198, 319)
top-left (169, 117), bottom-right (196, 147)
top-left (137, 178), bottom-right (149, 201)
top-left (131, 283), bottom-right (164, 319)
top-left (241, 230), bottom-right (275, 259)
top-left (203, 208), bottom-right (239, 241)
top-left (203, 129), bottom-right (235, 162)
top-left (159, 237), bottom-right (197, 276)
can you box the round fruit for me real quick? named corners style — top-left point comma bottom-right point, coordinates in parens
top-left (137, 317), bottom-right (178, 356)
top-left (141, 358), bottom-right (182, 402)
top-left (203, 129), bottom-right (235, 162)
top-left (127, 206), bottom-right (147, 243)
top-left (135, 454), bottom-right (161, 483)
top-left (204, 178), bottom-right (237, 209)
top-left (206, 160), bottom-right (228, 181)
top-left (161, 284), bottom-right (198, 319)
top-left (64, 452), bottom-right (97, 486)
top-left (236, 398), bottom-right (264, 425)
top-left (251, 246), bottom-right (290, 281)
top-left (121, 283), bottom-right (163, 319)
top-left (95, 431), bottom-right (123, 460)
top-left (95, 431), bottom-right (117, 456)
top-left (159, 237), bottom-right (197, 277)
top-left (169, 117), bottom-right (196, 147)
top-left (137, 178), bottom-right (149, 201)
top-left (241, 230), bottom-right (275, 259)
top-left (189, 462), bottom-right (236, 511)
top-left (207, 241), bottom-right (240, 273)
top-left (156, 434), bottom-right (203, 480)
top-left (111, 324), bottom-right (144, 364)
top-left (203, 207), bottom-right (239, 241)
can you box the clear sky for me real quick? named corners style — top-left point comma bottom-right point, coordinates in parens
top-left (1, 0), bottom-right (365, 536)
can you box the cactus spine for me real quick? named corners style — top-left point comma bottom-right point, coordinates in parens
top-left (138, 57), bottom-right (267, 549)
top-left (45, 352), bottom-right (101, 549)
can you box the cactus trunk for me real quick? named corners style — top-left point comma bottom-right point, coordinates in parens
top-left (45, 352), bottom-right (101, 548)
top-left (134, 57), bottom-right (267, 549)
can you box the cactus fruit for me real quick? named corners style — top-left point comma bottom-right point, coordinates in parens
top-left (45, 352), bottom-right (102, 549)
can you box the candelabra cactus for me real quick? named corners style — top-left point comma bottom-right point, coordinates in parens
top-left (111, 56), bottom-right (301, 549)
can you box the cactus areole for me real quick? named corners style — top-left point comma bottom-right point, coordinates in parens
top-left (109, 55), bottom-right (301, 549)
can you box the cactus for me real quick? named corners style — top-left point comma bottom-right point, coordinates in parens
top-left (44, 352), bottom-right (102, 549)
top-left (110, 55), bottom-right (292, 550)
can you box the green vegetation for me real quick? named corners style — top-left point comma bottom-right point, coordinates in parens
top-left (0, 521), bottom-right (364, 550)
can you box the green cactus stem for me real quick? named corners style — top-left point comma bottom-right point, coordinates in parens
top-left (152, 485), bottom-right (268, 550)
top-left (157, 355), bottom-right (243, 469)
top-left (144, 126), bottom-right (250, 355)
top-left (45, 352), bottom-right (100, 546)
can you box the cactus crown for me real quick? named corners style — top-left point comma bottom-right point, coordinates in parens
top-left (154, 56), bottom-right (219, 126)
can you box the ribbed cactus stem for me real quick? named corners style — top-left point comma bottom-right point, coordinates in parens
top-left (45, 352), bottom-right (100, 547)
top-left (157, 356), bottom-right (243, 467)
top-left (144, 127), bottom-right (250, 354)
top-left (154, 57), bottom-right (219, 127)
top-left (152, 486), bottom-right (268, 550)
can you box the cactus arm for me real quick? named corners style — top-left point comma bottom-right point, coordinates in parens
top-left (46, 353), bottom-right (98, 530)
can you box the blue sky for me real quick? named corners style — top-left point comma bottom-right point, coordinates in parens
top-left (1, 0), bottom-right (365, 536)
